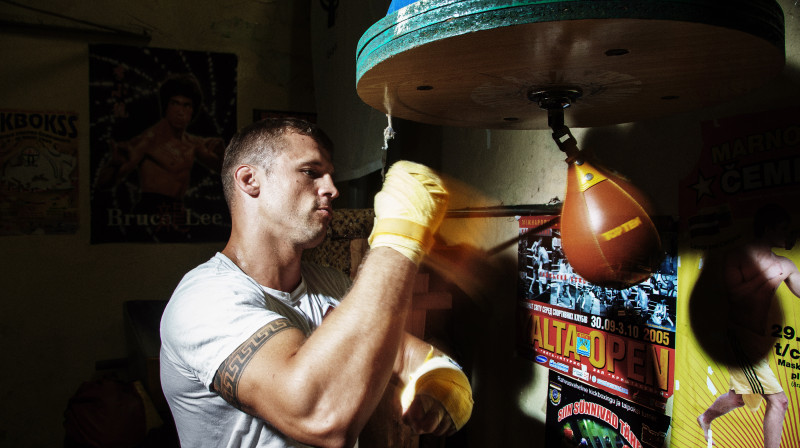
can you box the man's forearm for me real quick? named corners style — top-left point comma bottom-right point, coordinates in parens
top-left (291, 247), bottom-right (419, 440)
top-left (396, 333), bottom-right (446, 384)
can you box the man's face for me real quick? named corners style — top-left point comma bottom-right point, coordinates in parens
top-left (257, 132), bottom-right (338, 249)
top-left (165, 95), bottom-right (194, 130)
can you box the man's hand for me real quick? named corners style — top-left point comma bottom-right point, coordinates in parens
top-left (402, 394), bottom-right (457, 436)
top-left (369, 161), bottom-right (449, 264)
top-left (399, 349), bottom-right (473, 435)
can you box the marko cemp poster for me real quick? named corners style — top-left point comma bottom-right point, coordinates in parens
top-left (673, 107), bottom-right (800, 448)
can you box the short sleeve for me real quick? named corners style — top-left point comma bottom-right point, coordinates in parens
top-left (160, 257), bottom-right (288, 389)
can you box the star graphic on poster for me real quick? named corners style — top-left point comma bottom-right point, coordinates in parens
top-left (689, 172), bottom-right (714, 201)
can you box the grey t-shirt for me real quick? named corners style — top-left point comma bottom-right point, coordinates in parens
top-left (160, 253), bottom-right (351, 447)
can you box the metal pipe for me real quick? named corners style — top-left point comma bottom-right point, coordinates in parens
top-left (446, 204), bottom-right (561, 218)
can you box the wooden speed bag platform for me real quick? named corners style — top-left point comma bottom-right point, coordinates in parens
top-left (356, 0), bottom-right (785, 129)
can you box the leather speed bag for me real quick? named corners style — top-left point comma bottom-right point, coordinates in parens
top-left (560, 158), bottom-right (662, 288)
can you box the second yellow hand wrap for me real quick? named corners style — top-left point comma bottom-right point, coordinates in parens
top-left (400, 349), bottom-right (474, 430)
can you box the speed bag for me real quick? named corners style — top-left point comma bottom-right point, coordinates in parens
top-left (560, 158), bottom-right (662, 289)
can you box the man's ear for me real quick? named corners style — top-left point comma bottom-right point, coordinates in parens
top-left (233, 165), bottom-right (260, 197)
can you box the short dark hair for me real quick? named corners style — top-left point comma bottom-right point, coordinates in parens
top-left (221, 117), bottom-right (333, 207)
top-left (753, 203), bottom-right (790, 238)
top-left (159, 73), bottom-right (203, 119)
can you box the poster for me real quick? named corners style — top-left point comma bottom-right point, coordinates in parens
top-left (0, 109), bottom-right (79, 235)
top-left (516, 215), bottom-right (678, 411)
top-left (89, 44), bottom-right (237, 243)
top-left (673, 107), bottom-right (800, 447)
top-left (546, 370), bottom-right (672, 448)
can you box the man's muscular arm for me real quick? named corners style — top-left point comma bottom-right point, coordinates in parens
top-left (212, 319), bottom-right (296, 413)
top-left (214, 249), bottom-right (418, 448)
top-left (214, 315), bottom-right (465, 440)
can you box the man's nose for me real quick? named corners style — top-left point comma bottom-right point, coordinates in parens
top-left (321, 174), bottom-right (339, 199)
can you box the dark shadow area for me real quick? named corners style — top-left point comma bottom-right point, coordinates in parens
top-left (424, 244), bottom-right (545, 446)
top-left (689, 203), bottom-right (794, 367)
top-left (578, 115), bottom-right (701, 217)
top-left (334, 118), bottom-right (445, 209)
top-left (390, 119), bottom-right (447, 172)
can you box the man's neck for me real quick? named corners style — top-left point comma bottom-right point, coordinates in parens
top-left (222, 234), bottom-right (303, 292)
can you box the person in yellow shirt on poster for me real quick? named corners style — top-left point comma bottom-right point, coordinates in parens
top-left (697, 204), bottom-right (800, 448)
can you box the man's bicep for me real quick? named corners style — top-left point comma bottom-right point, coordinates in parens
top-left (212, 318), bottom-right (301, 412)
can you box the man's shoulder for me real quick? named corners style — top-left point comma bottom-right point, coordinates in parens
top-left (777, 253), bottom-right (799, 269)
top-left (162, 254), bottom-right (268, 338)
top-left (173, 254), bottom-right (256, 297)
top-left (183, 252), bottom-right (233, 276)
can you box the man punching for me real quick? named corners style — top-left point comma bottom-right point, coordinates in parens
top-left (160, 118), bottom-right (473, 447)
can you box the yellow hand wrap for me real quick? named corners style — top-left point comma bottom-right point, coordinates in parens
top-left (400, 348), bottom-right (474, 431)
top-left (369, 161), bottom-right (449, 264)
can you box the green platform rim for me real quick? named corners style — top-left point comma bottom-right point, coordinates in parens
top-left (356, 0), bottom-right (785, 86)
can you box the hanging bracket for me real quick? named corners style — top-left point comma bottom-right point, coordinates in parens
top-left (528, 87), bottom-right (583, 161)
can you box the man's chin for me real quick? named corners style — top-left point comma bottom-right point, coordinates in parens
top-left (304, 224), bottom-right (329, 249)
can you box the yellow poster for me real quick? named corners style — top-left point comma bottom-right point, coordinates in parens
top-left (674, 107), bottom-right (800, 447)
